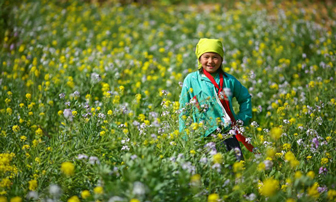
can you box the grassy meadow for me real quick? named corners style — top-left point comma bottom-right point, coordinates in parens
top-left (0, 0), bottom-right (336, 201)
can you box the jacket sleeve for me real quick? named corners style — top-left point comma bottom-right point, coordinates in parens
top-left (179, 76), bottom-right (192, 134)
top-left (232, 77), bottom-right (252, 126)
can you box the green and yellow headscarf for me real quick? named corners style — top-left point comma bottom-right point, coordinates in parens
top-left (195, 38), bottom-right (224, 69)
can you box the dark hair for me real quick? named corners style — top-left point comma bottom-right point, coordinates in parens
top-left (199, 66), bottom-right (227, 77)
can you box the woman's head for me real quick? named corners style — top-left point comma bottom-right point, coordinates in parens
top-left (195, 38), bottom-right (224, 72)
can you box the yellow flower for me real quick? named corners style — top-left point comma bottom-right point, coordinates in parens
top-left (9, 197), bottom-right (21, 202)
top-left (286, 198), bottom-right (296, 202)
top-left (190, 150), bottom-right (196, 155)
top-left (259, 178), bottom-right (279, 197)
top-left (81, 190), bottom-right (90, 199)
top-left (281, 184), bottom-right (287, 191)
top-left (26, 93), bottom-right (31, 100)
top-left (12, 125), bottom-right (20, 132)
top-left (326, 136), bottom-right (331, 141)
top-left (270, 127), bottom-right (282, 140)
top-left (61, 162), bottom-right (75, 176)
top-left (212, 153), bottom-right (223, 164)
top-left (190, 123), bottom-right (198, 130)
top-left (321, 158), bottom-right (328, 165)
top-left (207, 193), bottom-right (219, 202)
top-left (0, 196), bottom-right (7, 202)
top-left (306, 156), bottom-right (312, 160)
top-left (257, 162), bottom-right (265, 171)
top-left (94, 186), bottom-right (103, 194)
top-left (6, 108), bottom-right (12, 115)
top-left (307, 182), bottom-right (319, 199)
top-left (327, 189), bottom-right (336, 201)
top-left (28, 179), bottom-right (37, 190)
top-left (0, 178), bottom-right (11, 188)
top-left (285, 151), bottom-right (295, 161)
top-left (22, 145), bottom-right (30, 150)
top-left (190, 174), bottom-right (201, 183)
top-left (307, 171), bottom-right (315, 179)
top-left (130, 199), bottom-right (140, 202)
top-left (67, 196), bottom-right (80, 202)
top-left (35, 128), bottom-right (43, 136)
top-left (233, 161), bottom-right (245, 173)
top-left (283, 143), bottom-right (291, 150)
top-left (266, 147), bottom-right (276, 157)
top-left (294, 171), bottom-right (302, 179)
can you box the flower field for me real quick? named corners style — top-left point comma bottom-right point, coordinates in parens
top-left (1, 0), bottom-right (336, 201)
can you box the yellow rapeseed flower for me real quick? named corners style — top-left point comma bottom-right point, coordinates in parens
top-left (35, 128), bottom-right (43, 136)
top-left (270, 127), bottom-right (282, 140)
top-left (259, 178), bottom-right (279, 197)
top-left (233, 161), bottom-right (245, 173)
top-left (61, 162), bottom-right (75, 176)
top-left (94, 186), bottom-right (103, 194)
top-left (294, 171), bottom-right (302, 179)
top-left (307, 182), bottom-right (319, 199)
top-left (212, 153), bottom-right (223, 164)
top-left (307, 171), bottom-right (315, 179)
top-left (190, 174), bottom-right (201, 183)
top-left (9, 197), bottom-right (21, 202)
top-left (28, 179), bottom-right (37, 190)
top-left (286, 198), bottom-right (296, 202)
top-left (283, 143), bottom-right (291, 150)
top-left (12, 125), bottom-right (20, 133)
top-left (328, 189), bottom-right (336, 201)
top-left (67, 196), bottom-right (80, 202)
top-left (26, 93), bottom-right (31, 100)
top-left (81, 190), bottom-right (90, 199)
top-left (321, 158), bottom-right (328, 165)
top-left (0, 196), bottom-right (7, 202)
top-left (207, 193), bottom-right (219, 202)
top-left (266, 147), bottom-right (276, 157)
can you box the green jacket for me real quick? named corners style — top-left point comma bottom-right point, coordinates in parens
top-left (179, 71), bottom-right (252, 137)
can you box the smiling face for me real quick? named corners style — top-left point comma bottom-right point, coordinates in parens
top-left (199, 52), bottom-right (223, 73)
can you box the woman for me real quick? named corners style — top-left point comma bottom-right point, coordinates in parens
top-left (178, 38), bottom-right (253, 160)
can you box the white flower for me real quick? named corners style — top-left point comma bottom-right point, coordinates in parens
top-left (132, 181), bottom-right (146, 196)
top-left (26, 191), bottom-right (38, 200)
top-left (91, 73), bottom-right (101, 84)
top-left (246, 193), bottom-right (256, 201)
top-left (108, 196), bottom-right (125, 202)
top-left (297, 139), bottom-right (303, 145)
top-left (77, 154), bottom-right (88, 160)
top-left (59, 93), bottom-right (65, 99)
top-left (121, 146), bottom-right (130, 151)
top-left (199, 157), bottom-right (208, 164)
top-left (49, 184), bottom-right (61, 196)
top-left (263, 160), bottom-right (273, 170)
top-left (89, 156), bottom-right (100, 165)
top-left (211, 163), bottom-right (221, 172)
top-left (63, 109), bottom-right (73, 121)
